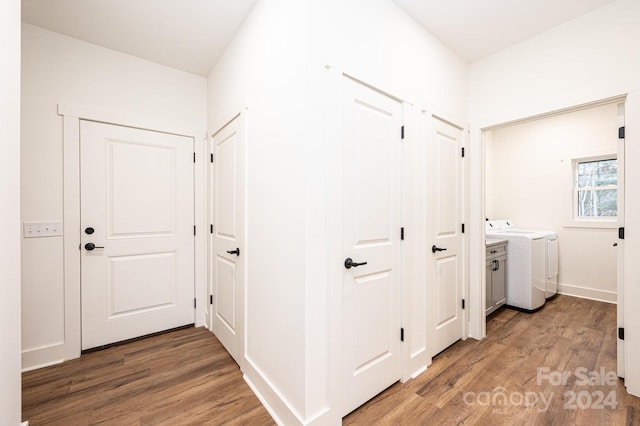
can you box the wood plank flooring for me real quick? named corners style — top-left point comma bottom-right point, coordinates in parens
top-left (22, 327), bottom-right (273, 425)
top-left (344, 295), bottom-right (640, 425)
top-left (23, 295), bottom-right (640, 425)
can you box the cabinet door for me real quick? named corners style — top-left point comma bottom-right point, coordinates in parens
top-left (492, 258), bottom-right (507, 307)
top-left (486, 261), bottom-right (493, 315)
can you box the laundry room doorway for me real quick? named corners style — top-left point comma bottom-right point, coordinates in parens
top-left (481, 98), bottom-right (626, 373)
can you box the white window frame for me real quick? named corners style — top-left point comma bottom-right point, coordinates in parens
top-left (572, 154), bottom-right (617, 224)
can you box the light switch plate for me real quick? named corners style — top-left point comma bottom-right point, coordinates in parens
top-left (23, 221), bottom-right (63, 238)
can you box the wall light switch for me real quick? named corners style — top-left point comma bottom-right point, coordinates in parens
top-left (23, 221), bottom-right (63, 238)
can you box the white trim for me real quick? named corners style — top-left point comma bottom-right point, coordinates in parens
top-left (58, 104), bottom-right (205, 139)
top-left (21, 358), bottom-right (64, 373)
top-left (617, 101), bottom-right (626, 378)
top-left (572, 155), bottom-right (618, 221)
top-left (62, 115), bottom-right (81, 362)
top-left (557, 283), bottom-right (617, 304)
top-left (623, 91), bottom-right (640, 397)
top-left (401, 103), bottom-right (429, 381)
top-left (326, 65), bottom-right (344, 424)
top-left (22, 342), bottom-right (65, 373)
top-left (194, 135), bottom-right (207, 327)
top-left (242, 358), bottom-right (305, 425)
top-left (563, 221), bottom-right (617, 229)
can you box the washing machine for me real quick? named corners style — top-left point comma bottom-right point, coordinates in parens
top-left (488, 220), bottom-right (558, 299)
top-left (486, 221), bottom-right (547, 311)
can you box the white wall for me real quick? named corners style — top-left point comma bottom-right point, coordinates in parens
top-left (207, 0), bottom-right (467, 424)
top-left (487, 103), bottom-right (619, 302)
top-left (21, 24), bottom-right (207, 370)
top-left (0, 1), bottom-right (22, 423)
top-left (207, 1), bottom-right (308, 423)
top-left (467, 0), bottom-right (640, 395)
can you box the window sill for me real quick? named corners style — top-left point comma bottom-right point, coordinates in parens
top-left (564, 220), bottom-right (618, 229)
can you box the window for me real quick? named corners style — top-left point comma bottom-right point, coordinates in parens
top-left (574, 157), bottom-right (617, 219)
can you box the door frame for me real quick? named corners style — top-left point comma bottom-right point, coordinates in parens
top-left (58, 104), bottom-right (206, 363)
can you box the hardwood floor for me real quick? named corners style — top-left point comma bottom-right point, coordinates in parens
top-left (23, 295), bottom-right (640, 425)
top-left (344, 295), bottom-right (640, 425)
top-left (22, 327), bottom-right (274, 425)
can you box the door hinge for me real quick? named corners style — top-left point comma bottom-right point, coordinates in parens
top-left (210, 224), bottom-right (213, 234)
top-left (210, 153), bottom-right (214, 163)
top-left (619, 227), bottom-right (625, 240)
top-left (619, 327), bottom-right (625, 340)
top-left (194, 298), bottom-right (197, 309)
top-left (401, 227), bottom-right (405, 240)
top-left (462, 299), bottom-right (465, 310)
top-left (400, 328), bottom-right (404, 342)
top-left (194, 225), bottom-right (196, 236)
top-left (193, 152), bottom-right (196, 163)
top-left (401, 125), bottom-right (405, 140)
top-left (619, 126), bottom-right (625, 139)
top-left (210, 295), bottom-right (213, 305)
top-left (462, 223), bottom-right (465, 234)
top-left (461, 147), bottom-right (465, 158)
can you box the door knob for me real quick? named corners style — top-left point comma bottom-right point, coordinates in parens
top-left (344, 258), bottom-right (367, 269)
top-left (226, 248), bottom-right (240, 256)
top-left (432, 245), bottom-right (447, 253)
top-left (84, 243), bottom-right (104, 251)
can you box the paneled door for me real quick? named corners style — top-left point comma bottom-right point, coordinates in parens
top-left (342, 76), bottom-right (402, 416)
top-left (210, 114), bottom-right (244, 365)
top-left (80, 121), bottom-right (194, 350)
top-left (430, 117), bottom-right (465, 355)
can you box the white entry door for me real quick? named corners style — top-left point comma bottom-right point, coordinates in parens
top-left (80, 121), bottom-right (194, 350)
top-left (342, 77), bottom-right (402, 416)
top-left (430, 117), bottom-right (465, 356)
top-left (210, 115), bottom-right (244, 365)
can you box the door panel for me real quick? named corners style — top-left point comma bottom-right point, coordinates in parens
top-left (343, 77), bottom-right (402, 416)
top-left (431, 118), bottom-right (464, 355)
top-left (211, 115), bottom-right (243, 365)
top-left (435, 256), bottom-right (459, 327)
top-left (80, 121), bottom-right (194, 350)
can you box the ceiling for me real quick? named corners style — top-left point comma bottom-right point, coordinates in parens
top-left (22, 0), bottom-right (619, 76)
top-left (393, 0), bottom-right (619, 62)
top-left (21, 0), bottom-right (259, 76)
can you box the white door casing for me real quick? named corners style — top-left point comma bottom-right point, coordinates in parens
top-left (80, 121), bottom-right (194, 350)
top-left (617, 101), bottom-right (625, 378)
top-left (210, 114), bottom-right (244, 365)
top-left (342, 76), bottom-right (403, 416)
top-left (430, 117), bottom-right (465, 356)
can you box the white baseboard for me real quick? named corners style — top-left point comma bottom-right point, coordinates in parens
top-left (242, 357), bottom-right (306, 426)
top-left (22, 343), bottom-right (66, 372)
top-left (557, 282), bottom-right (616, 304)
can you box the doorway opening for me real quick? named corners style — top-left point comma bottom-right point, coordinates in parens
top-left (481, 97), bottom-right (625, 373)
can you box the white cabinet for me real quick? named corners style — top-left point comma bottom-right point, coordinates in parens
top-left (486, 240), bottom-right (507, 316)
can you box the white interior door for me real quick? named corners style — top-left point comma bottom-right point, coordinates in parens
top-left (430, 117), bottom-right (465, 356)
top-left (210, 115), bottom-right (244, 365)
top-left (80, 121), bottom-right (194, 350)
top-left (342, 77), bottom-right (402, 416)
